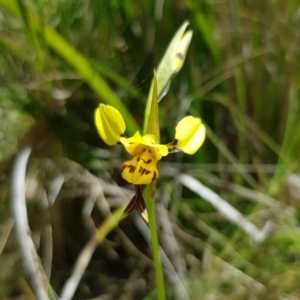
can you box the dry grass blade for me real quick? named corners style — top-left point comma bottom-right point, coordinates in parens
top-left (10, 146), bottom-right (50, 300)
top-left (178, 174), bottom-right (273, 243)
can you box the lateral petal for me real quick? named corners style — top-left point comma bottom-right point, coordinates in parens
top-left (94, 104), bottom-right (126, 145)
top-left (175, 116), bottom-right (206, 155)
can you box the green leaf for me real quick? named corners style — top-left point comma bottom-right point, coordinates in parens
top-left (145, 70), bottom-right (160, 141)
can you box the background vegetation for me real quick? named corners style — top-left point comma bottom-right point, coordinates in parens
top-left (1, 0), bottom-right (300, 299)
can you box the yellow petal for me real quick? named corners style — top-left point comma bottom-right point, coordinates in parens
top-left (153, 144), bottom-right (169, 159)
top-left (121, 148), bottom-right (159, 184)
top-left (94, 104), bottom-right (126, 146)
top-left (175, 116), bottom-right (206, 155)
top-left (120, 132), bottom-right (144, 155)
top-left (142, 134), bottom-right (157, 144)
top-left (173, 30), bottom-right (193, 74)
top-left (120, 132), bottom-right (169, 158)
top-left (142, 134), bottom-right (169, 158)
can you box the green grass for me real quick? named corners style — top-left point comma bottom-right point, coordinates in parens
top-left (1, 0), bottom-right (300, 299)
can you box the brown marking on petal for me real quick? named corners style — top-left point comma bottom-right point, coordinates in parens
top-left (122, 164), bottom-right (136, 174)
top-left (139, 166), bottom-right (151, 175)
top-left (152, 171), bottom-right (157, 181)
top-left (176, 52), bottom-right (184, 60)
top-left (137, 156), bottom-right (140, 162)
top-left (167, 139), bottom-right (179, 152)
top-left (141, 158), bottom-right (152, 164)
top-left (170, 139), bottom-right (178, 146)
top-left (120, 134), bottom-right (126, 137)
top-left (148, 149), bottom-right (151, 153)
top-left (129, 165), bottom-right (136, 173)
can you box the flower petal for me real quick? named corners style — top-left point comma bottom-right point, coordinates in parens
top-left (142, 134), bottom-right (169, 158)
top-left (175, 116), bottom-right (206, 155)
top-left (120, 132), bottom-right (144, 155)
top-left (94, 104), bottom-right (126, 145)
top-left (120, 132), bottom-right (169, 158)
top-left (121, 148), bottom-right (159, 184)
top-left (153, 144), bottom-right (169, 159)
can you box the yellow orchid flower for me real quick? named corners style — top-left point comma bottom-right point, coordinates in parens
top-left (95, 104), bottom-right (206, 185)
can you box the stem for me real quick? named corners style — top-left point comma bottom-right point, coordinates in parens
top-left (144, 186), bottom-right (166, 300)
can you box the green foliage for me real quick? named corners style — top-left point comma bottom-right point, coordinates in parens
top-left (1, 0), bottom-right (300, 299)
top-left (145, 70), bottom-right (160, 140)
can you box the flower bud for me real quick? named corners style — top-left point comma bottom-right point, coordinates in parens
top-left (173, 30), bottom-right (193, 74)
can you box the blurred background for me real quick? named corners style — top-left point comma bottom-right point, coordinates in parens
top-left (1, 0), bottom-right (300, 299)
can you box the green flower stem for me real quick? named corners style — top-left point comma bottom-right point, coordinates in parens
top-left (144, 185), bottom-right (166, 300)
